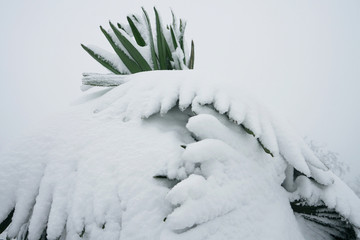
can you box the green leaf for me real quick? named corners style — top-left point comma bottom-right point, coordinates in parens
top-left (81, 44), bottom-right (121, 74)
top-left (257, 138), bottom-right (274, 157)
top-left (127, 16), bottom-right (146, 47)
top-left (116, 23), bottom-right (129, 35)
top-left (179, 19), bottom-right (186, 53)
top-left (100, 25), bottom-right (141, 73)
top-left (153, 8), bottom-right (173, 70)
top-left (153, 175), bottom-right (168, 179)
top-left (79, 226), bottom-right (86, 238)
top-left (0, 208), bottom-right (14, 234)
top-left (188, 40), bottom-right (195, 69)
top-left (142, 7), bottom-right (159, 70)
top-left (171, 9), bottom-right (177, 30)
top-left (82, 8), bottom-right (193, 73)
top-left (154, 7), bottom-right (167, 69)
top-left (132, 14), bottom-right (139, 23)
top-left (177, 58), bottom-right (183, 70)
top-left (170, 26), bottom-right (178, 49)
top-left (291, 200), bottom-right (357, 240)
top-left (241, 123), bottom-right (273, 157)
top-left (109, 21), bottom-right (151, 72)
top-left (162, 32), bottom-right (173, 70)
top-left (241, 124), bottom-right (255, 136)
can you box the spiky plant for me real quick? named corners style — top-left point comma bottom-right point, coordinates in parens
top-left (291, 200), bottom-right (357, 240)
top-left (81, 7), bottom-right (195, 75)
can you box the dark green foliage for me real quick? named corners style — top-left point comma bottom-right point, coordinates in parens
top-left (153, 175), bottom-right (168, 179)
top-left (141, 7), bottom-right (159, 70)
top-left (188, 40), bottom-right (195, 69)
top-left (116, 23), bottom-right (128, 34)
top-left (241, 124), bottom-right (255, 137)
top-left (170, 26), bottom-right (178, 49)
top-left (82, 7), bottom-right (195, 74)
top-left (0, 208), bottom-right (14, 234)
top-left (257, 139), bottom-right (274, 157)
top-left (132, 14), bottom-right (139, 23)
top-left (80, 44), bottom-right (121, 74)
top-left (241, 123), bottom-right (274, 156)
top-left (99, 26), bottom-right (142, 73)
top-left (127, 17), bottom-right (146, 47)
top-left (154, 7), bottom-right (168, 70)
top-left (291, 200), bottom-right (357, 240)
top-left (79, 226), bottom-right (86, 238)
top-left (179, 19), bottom-right (186, 53)
top-left (109, 21), bottom-right (151, 71)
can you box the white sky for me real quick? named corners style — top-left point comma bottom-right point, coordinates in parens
top-left (0, 0), bottom-right (359, 177)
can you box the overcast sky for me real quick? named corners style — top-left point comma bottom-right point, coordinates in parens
top-left (0, 0), bottom-right (359, 178)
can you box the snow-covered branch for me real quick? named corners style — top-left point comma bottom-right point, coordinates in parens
top-left (82, 73), bottom-right (128, 87)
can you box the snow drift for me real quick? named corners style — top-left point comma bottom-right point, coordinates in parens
top-left (0, 70), bottom-right (359, 240)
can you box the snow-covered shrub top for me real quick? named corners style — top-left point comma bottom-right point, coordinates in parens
top-left (91, 71), bottom-right (331, 181)
top-left (0, 70), bottom-right (359, 240)
top-left (81, 8), bottom-right (194, 75)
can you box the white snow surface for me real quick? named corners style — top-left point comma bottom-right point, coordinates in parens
top-left (0, 70), bottom-right (359, 240)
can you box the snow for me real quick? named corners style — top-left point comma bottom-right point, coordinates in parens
top-left (0, 70), bottom-right (359, 239)
top-left (85, 45), bottom-right (128, 74)
top-left (290, 174), bottom-right (360, 228)
top-left (92, 70), bottom-right (332, 183)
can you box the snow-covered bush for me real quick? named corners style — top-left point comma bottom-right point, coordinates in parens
top-left (306, 138), bottom-right (349, 180)
top-left (1, 8), bottom-right (360, 240)
top-left (1, 71), bottom-right (360, 240)
top-left (349, 175), bottom-right (360, 198)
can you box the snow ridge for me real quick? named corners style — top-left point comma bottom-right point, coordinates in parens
top-left (93, 70), bottom-right (331, 184)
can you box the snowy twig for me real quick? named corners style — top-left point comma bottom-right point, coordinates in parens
top-left (82, 73), bottom-right (129, 87)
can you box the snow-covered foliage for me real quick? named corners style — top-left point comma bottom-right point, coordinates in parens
top-left (306, 138), bottom-right (349, 179)
top-left (0, 70), bottom-right (359, 240)
top-left (81, 8), bottom-right (194, 76)
top-left (349, 175), bottom-right (360, 198)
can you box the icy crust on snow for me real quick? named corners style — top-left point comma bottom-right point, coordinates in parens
top-left (93, 70), bottom-right (330, 183)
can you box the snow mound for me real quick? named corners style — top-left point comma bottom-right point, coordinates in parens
top-left (0, 70), bottom-right (359, 240)
top-left (93, 70), bottom-right (331, 183)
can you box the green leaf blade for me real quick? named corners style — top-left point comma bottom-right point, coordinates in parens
top-left (100, 25), bottom-right (141, 73)
top-left (142, 7), bottom-right (159, 70)
top-left (109, 21), bottom-right (151, 71)
top-left (170, 26), bottom-right (178, 50)
top-left (0, 208), bottom-right (14, 234)
top-left (179, 19), bottom-right (186, 53)
top-left (188, 40), bottom-right (195, 69)
top-left (117, 23), bottom-right (128, 34)
top-left (154, 7), bottom-right (167, 70)
top-left (81, 44), bottom-right (121, 74)
top-left (127, 16), bottom-right (146, 47)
